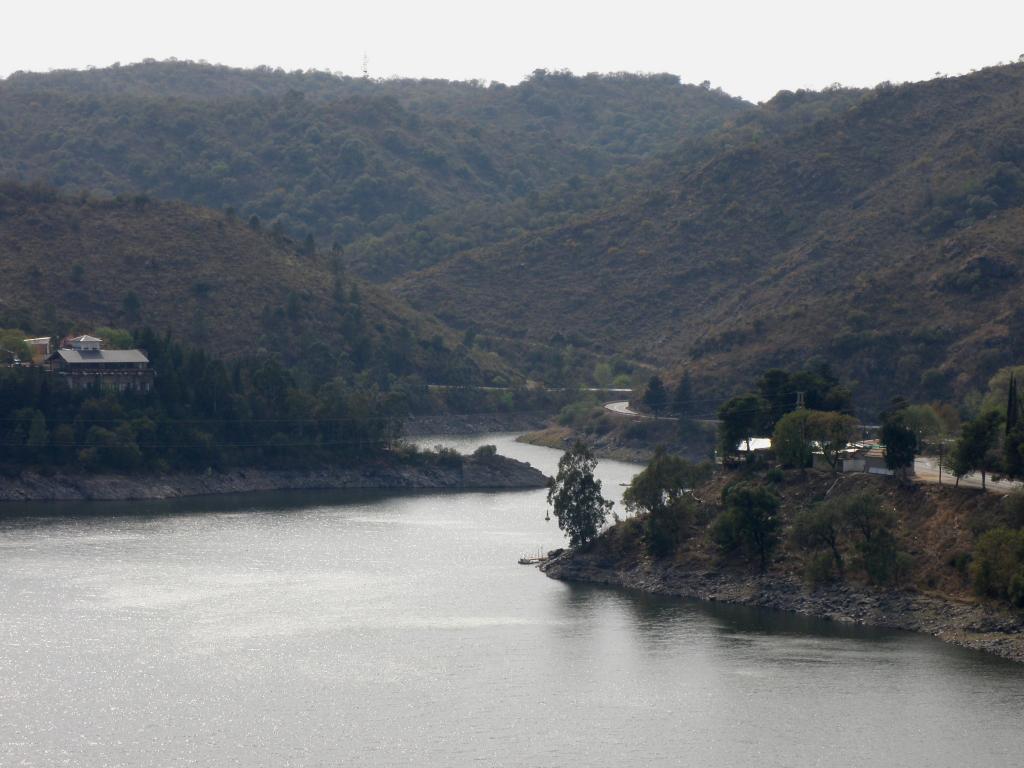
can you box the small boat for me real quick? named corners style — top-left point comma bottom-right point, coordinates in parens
top-left (518, 556), bottom-right (546, 565)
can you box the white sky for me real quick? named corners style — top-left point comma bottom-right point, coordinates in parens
top-left (4, 0), bottom-right (1023, 102)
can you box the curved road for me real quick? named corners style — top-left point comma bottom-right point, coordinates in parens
top-left (604, 400), bottom-right (643, 417)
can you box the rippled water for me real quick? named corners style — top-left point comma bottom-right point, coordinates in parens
top-left (1, 434), bottom-right (1022, 767)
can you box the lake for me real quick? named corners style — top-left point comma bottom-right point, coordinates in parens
top-left (1, 433), bottom-right (1022, 766)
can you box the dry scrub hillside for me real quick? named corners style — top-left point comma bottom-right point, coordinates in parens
top-left (397, 63), bottom-right (1024, 410)
top-left (0, 183), bottom-right (509, 386)
top-left (595, 468), bottom-right (1011, 603)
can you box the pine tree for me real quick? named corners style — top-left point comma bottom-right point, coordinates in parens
top-left (642, 375), bottom-right (669, 415)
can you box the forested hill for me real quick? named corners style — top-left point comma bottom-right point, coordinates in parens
top-left (395, 63), bottom-right (1024, 410)
top-left (0, 182), bottom-right (509, 389)
top-left (0, 61), bottom-right (750, 280)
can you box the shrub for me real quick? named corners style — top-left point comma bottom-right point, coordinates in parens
top-left (713, 482), bottom-right (780, 572)
top-left (971, 528), bottom-right (1024, 601)
top-left (855, 531), bottom-right (910, 586)
top-left (472, 444), bottom-right (498, 459)
top-left (433, 445), bottom-right (464, 468)
top-left (804, 551), bottom-right (837, 586)
top-left (556, 400), bottom-right (597, 428)
top-left (948, 551), bottom-right (973, 578)
top-left (1001, 492), bottom-right (1024, 529)
top-left (623, 420), bottom-right (656, 441)
top-left (836, 490), bottom-right (895, 542)
top-left (766, 467), bottom-right (785, 484)
top-left (710, 510), bottom-right (739, 552)
top-left (623, 448), bottom-right (708, 557)
top-left (792, 503), bottom-right (845, 575)
top-left (1009, 570), bottom-right (1024, 608)
top-left (645, 499), bottom-right (693, 557)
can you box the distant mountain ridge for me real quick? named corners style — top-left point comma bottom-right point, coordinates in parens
top-left (7, 60), bottom-right (1024, 408)
top-left (0, 60), bottom-right (750, 280)
top-left (394, 63), bottom-right (1024, 409)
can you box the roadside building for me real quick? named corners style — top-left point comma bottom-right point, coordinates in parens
top-left (22, 337), bottom-right (52, 364)
top-left (46, 335), bottom-right (154, 392)
top-left (811, 439), bottom-right (913, 476)
top-left (720, 436), bottom-right (773, 466)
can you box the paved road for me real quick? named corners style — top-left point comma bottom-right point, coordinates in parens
top-left (914, 456), bottom-right (1022, 494)
top-left (603, 401), bottom-right (721, 426)
top-left (603, 400), bottom-right (680, 421)
top-left (604, 400), bottom-right (643, 416)
top-left (430, 385), bottom-right (634, 394)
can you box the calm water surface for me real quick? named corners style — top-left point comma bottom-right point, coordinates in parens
top-left (1, 434), bottom-right (1023, 767)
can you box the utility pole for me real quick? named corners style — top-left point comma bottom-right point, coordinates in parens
top-left (362, 52), bottom-right (370, 80)
top-left (796, 391), bottom-right (806, 410)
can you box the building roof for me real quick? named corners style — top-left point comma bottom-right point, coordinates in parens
top-left (736, 437), bottom-right (772, 452)
top-left (70, 335), bottom-right (102, 343)
top-left (23, 337), bottom-right (51, 344)
top-left (53, 349), bottom-right (149, 365)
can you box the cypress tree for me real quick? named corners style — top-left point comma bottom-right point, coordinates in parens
top-left (1007, 372), bottom-right (1020, 435)
top-left (671, 372), bottom-right (693, 417)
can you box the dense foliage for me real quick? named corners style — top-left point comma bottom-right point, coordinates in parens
top-left (712, 482), bottom-right (781, 572)
top-left (971, 528), bottom-right (1024, 607)
top-left (0, 61), bottom-right (748, 282)
top-left (720, 364), bottom-right (855, 457)
top-left (0, 331), bottom-right (405, 472)
top-left (623, 447), bottom-right (712, 555)
top-left (0, 183), bottom-right (511, 392)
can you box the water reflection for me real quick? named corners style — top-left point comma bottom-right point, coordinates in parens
top-left (1, 433), bottom-right (1022, 768)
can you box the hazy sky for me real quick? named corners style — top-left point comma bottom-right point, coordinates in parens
top-left (5, 0), bottom-right (1023, 102)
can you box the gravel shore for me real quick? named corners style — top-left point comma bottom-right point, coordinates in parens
top-left (0, 453), bottom-right (549, 502)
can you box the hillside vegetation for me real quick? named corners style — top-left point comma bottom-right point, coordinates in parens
top-left (0, 61), bottom-right (749, 281)
top-left (396, 64), bottom-right (1024, 411)
top-left (7, 60), bottom-right (1024, 408)
top-left (545, 462), bottom-right (1024, 659)
top-left (0, 182), bottom-right (508, 389)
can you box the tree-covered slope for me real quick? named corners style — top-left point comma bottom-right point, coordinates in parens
top-left (395, 64), bottom-right (1024, 409)
top-left (0, 61), bottom-right (750, 280)
top-left (0, 183), bottom-right (508, 388)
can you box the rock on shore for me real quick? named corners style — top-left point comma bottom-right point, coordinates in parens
top-left (542, 551), bottom-right (1024, 663)
top-left (0, 453), bottom-right (549, 502)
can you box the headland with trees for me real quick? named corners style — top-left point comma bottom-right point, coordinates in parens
top-left (540, 363), bottom-right (1024, 662)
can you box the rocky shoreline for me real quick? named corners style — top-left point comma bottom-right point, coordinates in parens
top-left (542, 551), bottom-right (1024, 663)
top-left (0, 454), bottom-right (549, 502)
